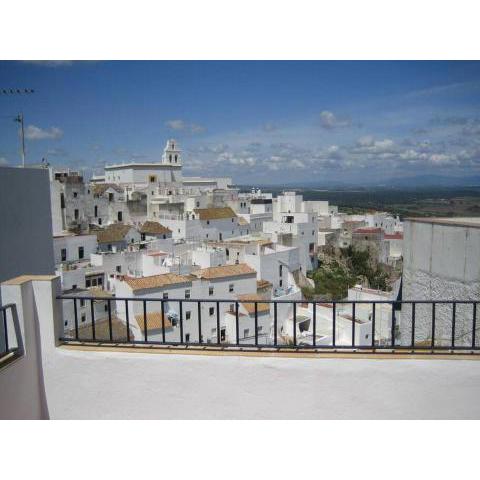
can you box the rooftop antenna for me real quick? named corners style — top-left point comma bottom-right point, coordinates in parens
top-left (1, 88), bottom-right (34, 167)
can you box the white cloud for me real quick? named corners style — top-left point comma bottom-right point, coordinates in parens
top-left (165, 119), bottom-right (206, 134)
top-left (319, 110), bottom-right (352, 129)
top-left (25, 125), bottom-right (63, 140)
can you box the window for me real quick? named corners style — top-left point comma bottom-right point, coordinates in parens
top-left (169, 154), bottom-right (172, 162)
top-left (60, 193), bottom-right (65, 209)
top-left (186, 311), bottom-right (191, 320)
top-left (98, 277), bottom-right (103, 286)
top-left (98, 218), bottom-right (102, 225)
top-left (118, 211), bottom-right (123, 222)
top-left (94, 205), bottom-right (98, 217)
top-left (109, 193), bottom-right (114, 202)
top-left (229, 283), bottom-right (234, 293)
top-left (185, 333), bottom-right (190, 342)
top-left (231, 218), bottom-right (234, 222)
top-left (163, 292), bottom-right (168, 300)
top-left (174, 155), bottom-right (178, 163)
top-left (104, 304), bottom-right (108, 311)
top-left (279, 264), bottom-right (283, 276)
top-left (80, 299), bottom-right (85, 307)
top-left (73, 191), bottom-right (78, 198)
top-left (209, 307), bottom-right (215, 316)
top-left (279, 279), bottom-right (283, 287)
top-left (149, 175), bottom-right (156, 183)
top-left (74, 209), bottom-right (79, 220)
top-left (81, 314), bottom-right (86, 323)
top-left (61, 248), bottom-right (67, 262)
top-left (243, 328), bottom-right (250, 338)
top-left (185, 289), bottom-right (190, 299)
top-left (196, 201), bottom-right (200, 207)
top-left (221, 328), bottom-right (226, 341)
top-left (206, 220), bottom-right (210, 225)
top-left (78, 246), bottom-right (84, 259)
top-left (257, 326), bottom-right (263, 333)
top-left (209, 286), bottom-right (214, 296)
top-left (72, 284), bottom-right (77, 290)
top-left (86, 278), bottom-right (91, 287)
top-left (116, 265), bottom-right (121, 273)
top-left (108, 244), bottom-right (112, 251)
top-left (226, 248), bottom-right (230, 258)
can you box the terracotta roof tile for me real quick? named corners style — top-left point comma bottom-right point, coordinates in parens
top-left (140, 221), bottom-right (172, 235)
top-left (193, 263), bottom-right (256, 280)
top-left (135, 311), bottom-right (172, 332)
top-left (237, 294), bottom-right (270, 315)
top-left (194, 207), bottom-right (237, 220)
top-left (96, 223), bottom-right (136, 243)
top-left (124, 273), bottom-right (194, 292)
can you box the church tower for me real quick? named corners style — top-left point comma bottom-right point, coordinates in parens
top-left (161, 139), bottom-right (182, 165)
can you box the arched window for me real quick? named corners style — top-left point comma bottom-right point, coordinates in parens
top-left (169, 154), bottom-right (172, 163)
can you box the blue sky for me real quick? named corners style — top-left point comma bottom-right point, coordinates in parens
top-left (1, 60), bottom-right (480, 184)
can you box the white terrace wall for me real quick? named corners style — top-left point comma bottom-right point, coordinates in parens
top-left (401, 219), bottom-right (480, 346)
top-left (3, 276), bottom-right (480, 419)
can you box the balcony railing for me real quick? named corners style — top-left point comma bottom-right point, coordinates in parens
top-left (57, 296), bottom-right (480, 354)
top-left (0, 303), bottom-right (24, 366)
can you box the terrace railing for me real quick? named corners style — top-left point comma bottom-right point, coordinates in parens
top-left (0, 304), bottom-right (24, 366)
top-left (57, 296), bottom-right (480, 354)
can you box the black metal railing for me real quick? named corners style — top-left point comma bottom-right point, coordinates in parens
top-left (0, 303), bottom-right (23, 365)
top-left (57, 295), bottom-right (480, 354)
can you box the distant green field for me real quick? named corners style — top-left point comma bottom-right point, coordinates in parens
top-left (239, 185), bottom-right (480, 219)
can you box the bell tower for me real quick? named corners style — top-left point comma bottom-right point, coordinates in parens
top-left (161, 139), bottom-right (182, 165)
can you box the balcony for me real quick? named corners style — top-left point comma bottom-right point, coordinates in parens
top-left (1, 275), bottom-right (480, 419)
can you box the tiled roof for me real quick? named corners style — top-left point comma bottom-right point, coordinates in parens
top-left (124, 273), bottom-right (194, 292)
top-left (238, 217), bottom-right (249, 226)
top-left (257, 279), bottom-right (272, 290)
top-left (91, 183), bottom-right (123, 196)
top-left (193, 263), bottom-right (256, 280)
top-left (140, 221), bottom-right (172, 235)
top-left (66, 316), bottom-right (133, 342)
top-left (384, 233), bottom-right (403, 240)
top-left (96, 223), bottom-right (135, 243)
top-left (87, 287), bottom-right (113, 298)
top-left (134, 311), bottom-right (172, 332)
top-left (194, 207), bottom-right (237, 220)
top-left (353, 227), bottom-right (383, 234)
top-left (237, 294), bottom-right (271, 315)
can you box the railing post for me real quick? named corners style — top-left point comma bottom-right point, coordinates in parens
top-left (293, 302), bottom-right (297, 347)
top-left (391, 303), bottom-right (395, 348)
top-left (352, 302), bottom-right (356, 348)
top-left (143, 300), bottom-right (147, 343)
top-left (451, 302), bottom-right (456, 348)
top-left (332, 302), bottom-right (336, 347)
top-left (216, 301), bottom-right (220, 344)
top-left (411, 302), bottom-right (415, 349)
top-left (2, 308), bottom-right (9, 352)
top-left (371, 302), bottom-right (376, 348)
top-left (274, 302), bottom-right (278, 347)
top-left (312, 301), bottom-right (316, 347)
top-left (90, 299), bottom-right (96, 341)
top-left (431, 303), bottom-right (436, 350)
top-left (161, 299), bottom-right (166, 343)
top-left (254, 302), bottom-right (258, 347)
top-left (197, 301), bottom-right (202, 344)
top-left (235, 301), bottom-right (239, 346)
top-left (473, 302), bottom-right (477, 350)
top-left (179, 300), bottom-right (184, 344)
top-left (73, 298), bottom-right (79, 340)
top-left (125, 299), bottom-right (130, 342)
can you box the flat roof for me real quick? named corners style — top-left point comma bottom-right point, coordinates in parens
top-left (405, 217), bottom-right (480, 229)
